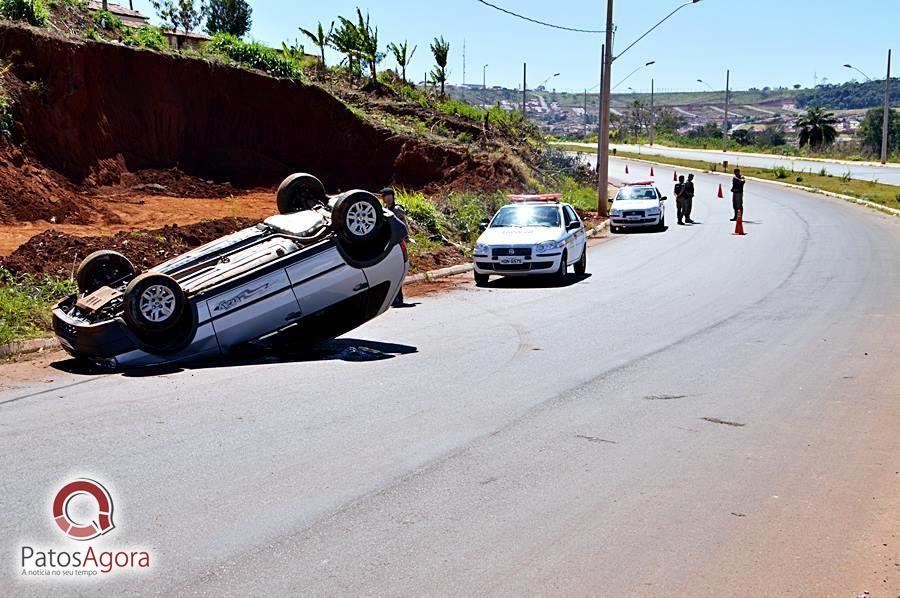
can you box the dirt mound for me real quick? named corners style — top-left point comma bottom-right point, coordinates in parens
top-left (410, 246), bottom-right (467, 275)
top-left (0, 217), bottom-right (257, 277)
top-left (120, 169), bottom-right (240, 198)
top-left (0, 24), bottom-right (528, 196)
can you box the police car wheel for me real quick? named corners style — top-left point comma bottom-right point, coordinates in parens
top-left (574, 247), bottom-right (587, 275)
top-left (554, 250), bottom-right (568, 284)
top-left (474, 272), bottom-right (489, 287)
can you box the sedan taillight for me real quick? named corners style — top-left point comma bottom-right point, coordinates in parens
top-left (400, 240), bottom-right (408, 262)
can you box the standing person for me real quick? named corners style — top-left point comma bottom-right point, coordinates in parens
top-left (674, 175), bottom-right (686, 225)
top-left (683, 173), bottom-right (696, 224)
top-left (731, 168), bottom-right (746, 221)
top-left (380, 187), bottom-right (408, 306)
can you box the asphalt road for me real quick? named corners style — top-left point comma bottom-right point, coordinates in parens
top-left (2, 160), bottom-right (899, 596)
top-left (595, 142), bottom-right (900, 186)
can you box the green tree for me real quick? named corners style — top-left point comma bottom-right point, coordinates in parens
top-left (387, 40), bottom-right (416, 84)
top-left (329, 18), bottom-right (361, 81)
top-left (429, 35), bottom-right (450, 97)
top-left (654, 108), bottom-right (686, 134)
top-left (858, 106), bottom-right (899, 156)
top-left (796, 106), bottom-right (838, 149)
top-left (152, 0), bottom-right (206, 48)
top-left (204, 0), bottom-right (251, 37)
top-left (353, 8), bottom-right (380, 82)
top-left (299, 20), bottom-right (333, 77)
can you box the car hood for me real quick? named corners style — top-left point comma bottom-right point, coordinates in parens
top-left (612, 199), bottom-right (660, 211)
top-left (477, 226), bottom-right (564, 246)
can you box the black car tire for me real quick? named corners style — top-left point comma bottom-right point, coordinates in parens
top-left (276, 173), bottom-right (328, 214)
top-left (123, 272), bottom-right (186, 333)
top-left (554, 250), bottom-right (568, 284)
top-left (76, 250), bottom-right (136, 295)
top-left (657, 215), bottom-right (666, 231)
top-left (574, 246), bottom-right (587, 275)
top-left (474, 272), bottom-right (490, 287)
top-left (611, 225), bottom-right (620, 234)
top-left (332, 191), bottom-right (386, 244)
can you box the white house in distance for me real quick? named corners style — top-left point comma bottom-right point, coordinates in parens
top-left (87, 1), bottom-right (212, 50)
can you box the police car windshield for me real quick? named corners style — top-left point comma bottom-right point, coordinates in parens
top-left (617, 187), bottom-right (657, 201)
top-left (491, 205), bottom-right (561, 228)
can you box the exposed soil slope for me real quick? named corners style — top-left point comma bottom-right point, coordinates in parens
top-left (0, 24), bottom-right (524, 202)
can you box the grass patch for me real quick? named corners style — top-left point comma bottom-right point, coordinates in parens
top-left (204, 33), bottom-right (302, 79)
top-left (585, 149), bottom-right (900, 212)
top-left (0, 267), bottom-right (75, 345)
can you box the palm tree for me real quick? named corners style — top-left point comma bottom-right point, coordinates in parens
top-left (796, 107), bottom-right (838, 149)
top-left (329, 18), bottom-right (361, 82)
top-left (353, 8), bottom-right (380, 82)
top-left (299, 21), bottom-right (333, 78)
top-left (430, 36), bottom-right (450, 97)
top-left (388, 40), bottom-right (416, 84)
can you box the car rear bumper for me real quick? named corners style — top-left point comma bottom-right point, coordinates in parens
top-left (611, 214), bottom-right (662, 227)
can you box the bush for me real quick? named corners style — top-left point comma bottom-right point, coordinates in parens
top-left (91, 9), bottom-right (121, 31)
top-left (397, 189), bottom-right (442, 236)
top-left (772, 165), bottom-right (790, 179)
top-left (0, 0), bottom-right (48, 26)
top-left (205, 33), bottom-right (300, 79)
top-left (0, 267), bottom-right (76, 345)
top-left (0, 96), bottom-right (13, 139)
top-left (123, 26), bottom-right (168, 51)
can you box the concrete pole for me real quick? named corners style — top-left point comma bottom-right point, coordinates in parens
top-left (723, 69), bottom-right (730, 153)
top-left (596, 0), bottom-right (614, 217)
top-left (483, 64), bottom-right (488, 90)
top-left (882, 49), bottom-right (892, 165)
top-left (584, 89), bottom-right (588, 138)
top-left (595, 44), bottom-right (605, 177)
top-left (522, 63), bottom-right (527, 114)
top-left (650, 79), bottom-right (655, 146)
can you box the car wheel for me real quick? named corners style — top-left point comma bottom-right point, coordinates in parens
top-left (657, 215), bottom-right (666, 231)
top-left (123, 272), bottom-right (186, 333)
top-left (76, 250), bottom-right (136, 295)
top-left (276, 173), bottom-right (327, 214)
top-left (474, 272), bottom-right (489, 287)
top-left (332, 191), bottom-right (386, 244)
top-left (574, 246), bottom-right (587, 275)
top-left (554, 250), bottom-right (568, 284)
top-left (610, 225), bottom-right (620, 234)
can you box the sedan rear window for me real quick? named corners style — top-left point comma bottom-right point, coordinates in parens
top-left (491, 206), bottom-right (561, 228)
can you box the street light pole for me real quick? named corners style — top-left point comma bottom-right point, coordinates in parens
top-left (483, 64), bottom-right (488, 90)
top-left (597, 0), bottom-right (614, 216)
top-left (650, 78), bottom-right (655, 146)
top-left (723, 69), bottom-right (730, 152)
top-left (522, 63), bottom-right (527, 114)
top-left (596, 43), bottom-right (605, 192)
top-left (882, 49), bottom-right (892, 165)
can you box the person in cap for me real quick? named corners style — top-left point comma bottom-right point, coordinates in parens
top-left (380, 187), bottom-right (408, 306)
top-left (731, 168), bottom-right (746, 221)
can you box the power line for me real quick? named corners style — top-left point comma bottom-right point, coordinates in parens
top-left (473, 0), bottom-right (605, 34)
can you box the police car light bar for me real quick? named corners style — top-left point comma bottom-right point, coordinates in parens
top-left (624, 181), bottom-right (655, 186)
top-left (506, 194), bottom-right (563, 202)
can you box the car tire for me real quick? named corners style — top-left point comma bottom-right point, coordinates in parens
top-left (474, 272), bottom-right (490, 287)
top-left (76, 250), bottom-right (136, 295)
top-left (657, 215), bottom-right (666, 231)
top-left (332, 191), bottom-right (386, 244)
top-left (123, 272), bottom-right (186, 333)
top-left (611, 225), bottom-right (620, 234)
top-left (574, 246), bottom-right (587, 275)
top-left (276, 173), bottom-right (328, 214)
top-left (554, 250), bottom-right (568, 285)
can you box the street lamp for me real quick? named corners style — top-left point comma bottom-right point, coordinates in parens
top-left (698, 74), bottom-right (730, 152)
top-left (483, 64), bottom-right (488, 89)
top-left (539, 72), bottom-right (561, 90)
top-left (612, 61), bottom-right (655, 90)
top-left (843, 63), bottom-right (873, 82)
top-left (596, 0), bottom-right (702, 214)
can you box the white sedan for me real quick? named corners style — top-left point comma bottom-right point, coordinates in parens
top-left (472, 195), bottom-right (587, 286)
top-left (609, 182), bottom-right (667, 233)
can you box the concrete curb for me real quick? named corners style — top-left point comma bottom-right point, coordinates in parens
top-left (0, 337), bottom-right (60, 359)
top-left (403, 220), bottom-right (611, 285)
top-left (606, 154), bottom-right (900, 218)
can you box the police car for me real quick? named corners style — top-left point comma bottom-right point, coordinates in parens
top-left (472, 194), bottom-right (587, 286)
top-left (609, 181), bottom-right (667, 233)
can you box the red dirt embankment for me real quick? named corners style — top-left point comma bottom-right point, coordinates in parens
top-left (0, 24), bottom-right (521, 207)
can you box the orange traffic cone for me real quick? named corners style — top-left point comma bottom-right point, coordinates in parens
top-left (673, 170), bottom-right (678, 181)
top-left (717, 183), bottom-right (724, 198)
top-left (650, 166), bottom-right (655, 177)
top-left (733, 210), bottom-right (746, 236)
top-left (625, 164), bottom-right (630, 174)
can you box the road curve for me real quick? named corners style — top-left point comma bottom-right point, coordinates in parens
top-left (2, 159), bottom-right (899, 596)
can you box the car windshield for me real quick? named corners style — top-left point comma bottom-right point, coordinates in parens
top-left (491, 205), bottom-right (561, 228)
top-left (616, 187), bottom-right (657, 201)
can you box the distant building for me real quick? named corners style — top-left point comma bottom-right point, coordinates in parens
top-left (87, 1), bottom-right (149, 27)
top-left (87, 1), bottom-right (211, 50)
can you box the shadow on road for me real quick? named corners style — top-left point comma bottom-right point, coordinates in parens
top-left (482, 272), bottom-right (591, 290)
top-left (50, 337), bottom-right (418, 378)
top-left (612, 226), bottom-right (668, 234)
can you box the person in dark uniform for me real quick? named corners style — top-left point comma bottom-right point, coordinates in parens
top-left (683, 173), bottom-right (696, 224)
top-left (380, 187), bottom-right (408, 306)
top-left (731, 168), bottom-right (746, 221)
top-left (675, 175), bottom-right (686, 225)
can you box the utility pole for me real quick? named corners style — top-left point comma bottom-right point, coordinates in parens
top-left (882, 49), bottom-right (892, 165)
top-left (463, 40), bottom-right (466, 86)
top-left (597, 0), bottom-right (613, 217)
top-left (522, 63), bottom-right (527, 114)
top-left (584, 89), bottom-right (588, 138)
top-left (649, 79), bottom-right (655, 146)
top-left (723, 69), bottom-right (730, 153)
top-left (483, 64), bottom-right (488, 90)
top-left (596, 44), bottom-right (605, 192)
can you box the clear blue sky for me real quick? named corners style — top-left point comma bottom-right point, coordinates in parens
top-left (129, 0), bottom-right (897, 93)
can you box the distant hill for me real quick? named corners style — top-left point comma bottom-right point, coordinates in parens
top-left (796, 78), bottom-right (900, 110)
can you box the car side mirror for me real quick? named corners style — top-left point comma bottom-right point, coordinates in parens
top-left (660, 196), bottom-right (667, 201)
top-left (567, 221), bottom-right (580, 231)
top-left (478, 220), bottom-right (489, 231)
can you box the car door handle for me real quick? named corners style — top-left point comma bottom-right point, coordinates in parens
top-left (353, 282), bottom-right (369, 292)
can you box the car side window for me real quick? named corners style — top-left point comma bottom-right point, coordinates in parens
top-left (564, 206), bottom-right (579, 227)
top-left (562, 207), bottom-right (573, 227)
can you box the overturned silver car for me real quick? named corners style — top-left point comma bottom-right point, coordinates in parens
top-left (52, 174), bottom-right (409, 368)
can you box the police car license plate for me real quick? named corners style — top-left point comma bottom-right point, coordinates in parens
top-left (499, 256), bottom-right (524, 265)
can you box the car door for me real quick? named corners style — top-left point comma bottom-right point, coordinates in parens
top-left (285, 245), bottom-right (368, 317)
top-left (563, 205), bottom-right (585, 264)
